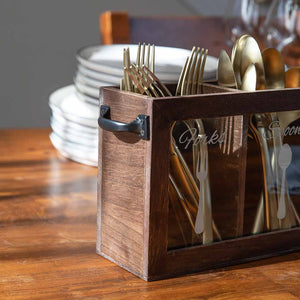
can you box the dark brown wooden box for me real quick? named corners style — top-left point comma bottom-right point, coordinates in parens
top-left (96, 83), bottom-right (300, 281)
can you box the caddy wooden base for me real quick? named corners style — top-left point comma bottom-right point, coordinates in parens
top-left (97, 83), bottom-right (300, 281)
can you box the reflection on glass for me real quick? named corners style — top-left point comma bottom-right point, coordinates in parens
top-left (225, 0), bottom-right (268, 46)
top-left (265, 0), bottom-right (299, 50)
top-left (249, 111), bottom-right (300, 232)
top-left (168, 111), bottom-right (300, 251)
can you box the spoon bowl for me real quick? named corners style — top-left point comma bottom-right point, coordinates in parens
top-left (278, 144), bottom-right (292, 168)
top-left (240, 37), bottom-right (266, 90)
top-left (262, 48), bottom-right (285, 89)
top-left (232, 34), bottom-right (250, 88)
top-left (241, 63), bottom-right (257, 92)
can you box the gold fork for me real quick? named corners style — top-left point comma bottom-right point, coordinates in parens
top-left (124, 52), bottom-right (199, 241)
top-left (175, 47), bottom-right (216, 244)
top-left (123, 48), bottom-right (132, 92)
top-left (175, 48), bottom-right (208, 176)
top-left (122, 43), bottom-right (155, 92)
top-left (217, 50), bottom-right (238, 156)
top-left (136, 42), bottom-right (155, 72)
top-left (122, 45), bottom-right (221, 243)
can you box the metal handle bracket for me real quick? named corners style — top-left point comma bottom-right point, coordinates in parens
top-left (98, 105), bottom-right (150, 140)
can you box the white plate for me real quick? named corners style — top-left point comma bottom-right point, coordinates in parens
top-left (74, 71), bottom-right (112, 89)
top-left (51, 107), bottom-right (98, 128)
top-left (50, 132), bottom-right (98, 166)
top-left (75, 90), bottom-right (99, 106)
top-left (49, 85), bottom-right (99, 127)
top-left (77, 64), bottom-right (121, 85)
top-left (51, 113), bottom-right (98, 134)
top-left (78, 63), bottom-right (180, 83)
top-left (76, 44), bottom-right (217, 79)
top-left (51, 118), bottom-right (98, 147)
top-left (74, 79), bottom-right (100, 99)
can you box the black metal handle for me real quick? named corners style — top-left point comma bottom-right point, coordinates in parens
top-left (98, 105), bottom-right (150, 140)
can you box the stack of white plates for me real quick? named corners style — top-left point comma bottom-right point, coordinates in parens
top-left (49, 44), bottom-right (218, 166)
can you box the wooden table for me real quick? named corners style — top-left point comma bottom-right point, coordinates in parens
top-left (1, 128), bottom-right (300, 299)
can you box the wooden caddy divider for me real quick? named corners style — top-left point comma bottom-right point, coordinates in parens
top-left (96, 83), bottom-right (300, 281)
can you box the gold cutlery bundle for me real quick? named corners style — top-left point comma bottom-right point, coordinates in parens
top-left (217, 35), bottom-right (300, 234)
top-left (121, 43), bottom-right (220, 245)
top-left (119, 38), bottom-right (300, 248)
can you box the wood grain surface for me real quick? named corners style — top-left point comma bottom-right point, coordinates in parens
top-left (1, 131), bottom-right (300, 298)
top-left (97, 88), bottom-right (152, 278)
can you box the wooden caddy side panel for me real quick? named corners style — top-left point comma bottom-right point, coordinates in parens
top-left (98, 84), bottom-right (300, 281)
top-left (97, 88), bottom-right (152, 279)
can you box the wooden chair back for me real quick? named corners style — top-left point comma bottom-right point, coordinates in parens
top-left (100, 11), bottom-right (228, 56)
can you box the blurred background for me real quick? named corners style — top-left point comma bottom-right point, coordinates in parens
top-left (0, 0), bottom-right (230, 128)
top-left (1, 0), bottom-right (299, 128)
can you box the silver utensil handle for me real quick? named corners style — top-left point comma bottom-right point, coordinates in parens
top-left (195, 180), bottom-right (204, 234)
top-left (278, 171), bottom-right (287, 220)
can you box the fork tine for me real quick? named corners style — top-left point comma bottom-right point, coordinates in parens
top-left (187, 47), bottom-right (200, 95)
top-left (123, 48), bottom-right (129, 91)
top-left (181, 47), bottom-right (196, 96)
top-left (175, 57), bottom-right (189, 96)
top-left (132, 64), bottom-right (160, 97)
top-left (125, 67), bottom-right (151, 96)
top-left (146, 44), bottom-right (150, 69)
top-left (151, 44), bottom-right (155, 73)
top-left (130, 66), bottom-right (155, 97)
top-left (145, 74), bottom-right (166, 97)
top-left (192, 48), bottom-right (204, 95)
top-left (120, 78), bottom-right (125, 91)
top-left (126, 48), bottom-right (133, 92)
top-left (141, 70), bottom-right (165, 97)
top-left (141, 42), bottom-right (146, 66)
top-left (188, 47), bottom-right (200, 95)
top-left (136, 42), bottom-right (141, 67)
top-left (143, 65), bottom-right (172, 96)
top-left (135, 43), bottom-right (142, 93)
top-left (197, 49), bottom-right (208, 94)
top-left (124, 67), bottom-right (141, 94)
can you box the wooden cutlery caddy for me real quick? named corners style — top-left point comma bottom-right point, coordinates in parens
top-left (97, 82), bottom-right (300, 281)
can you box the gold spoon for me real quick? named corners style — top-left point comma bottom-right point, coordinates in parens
top-left (240, 37), bottom-right (266, 90)
top-left (261, 48), bottom-right (297, 230)
top-left (240, 40), bottom-right (279, 232)
top-left (262, 48), bottom-right (285, 90)
top-left (242, 64), bottom-right (278, 232)
top-left (232, 34), bottom-right (250, 88)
